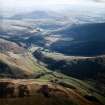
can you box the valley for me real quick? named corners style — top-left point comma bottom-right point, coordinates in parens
top-left (0, 6), bottom-right (105, 105)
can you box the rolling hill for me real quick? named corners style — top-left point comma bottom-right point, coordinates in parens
top-left (0, 37), bottom-right (105, 105)
top-left (0, 16), bottom-right (105, 105)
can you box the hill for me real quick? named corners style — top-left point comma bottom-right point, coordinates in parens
top-left (49, 23), bottom-right (105, 56)
top-left (33, 50), bottom-right (105, 95)
top-left (0, 38), bottom-right (49, 78)
top-left (0, 79), bottom-right (105, 105)
top-left (0, 18), bottom-right (105, 105)
top-left (10, 11), bottom-right (64, 20)
top-left (0, 38), bottom-right (26, 53)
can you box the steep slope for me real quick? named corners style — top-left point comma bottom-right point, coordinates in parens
top-left (0, 59), bottom-right (31, 78)
top-left (0, 38), bottom-right (26, 53)
top-left (33, 50), bottom-right (105, 78)
top-left (0, 49), bottom-right (52, 78)
top-left (0, 38), bottom-right (49, 78)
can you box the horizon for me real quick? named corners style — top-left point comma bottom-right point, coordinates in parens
top-left (0, 0), bottom-right (105, 16)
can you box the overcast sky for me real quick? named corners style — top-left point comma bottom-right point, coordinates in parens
top-left (0, 0), bottom-right (105, 15)
top-left (1, 0), bottom-right (105, 8)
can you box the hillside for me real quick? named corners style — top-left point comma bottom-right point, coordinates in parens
top-left (33, 50), bottom-right (105, 95)
top-left (49, 23), bottom-right (105, 56)
top-left (0, 38), bottom-right (49, 78)
top-left (0, 38), bottom-right (105, 105)
top-left (33, 50), bottom-right (105, 78)
top-left (0, 79), bottom-right (105, 105)
top-left (0, 38), bottom-right (26, 53)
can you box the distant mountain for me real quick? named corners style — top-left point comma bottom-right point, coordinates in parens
top-left (10, 11), bottom-right (64, 20)
top-left (53, 23), bottom-right (105, 40)
top-left (49, 23), bottom-right (105, 56)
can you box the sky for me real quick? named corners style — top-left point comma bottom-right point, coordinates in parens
top-left (0, 0), bottom-right (105, 16)
top-left (1, 0), bottom-right (105, 7)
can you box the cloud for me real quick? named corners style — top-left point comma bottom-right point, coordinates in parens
top-left (1, 0), bottom-right (105, 8)
top-left (93, 0), bottom-right (105, 2)
top-left (1, 0), bottom-right (102, 7)
top-left (0, 0), bottom-right (105, 15)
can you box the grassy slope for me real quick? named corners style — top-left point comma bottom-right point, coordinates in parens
top-left (32, 51), bottom-right (105, 105)
top-left (0, 50), bottom-right (105, 105)
top-left (0, 52), bottom-right (49, 78)
top-left (0, 79), bottom-right (104, 105)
